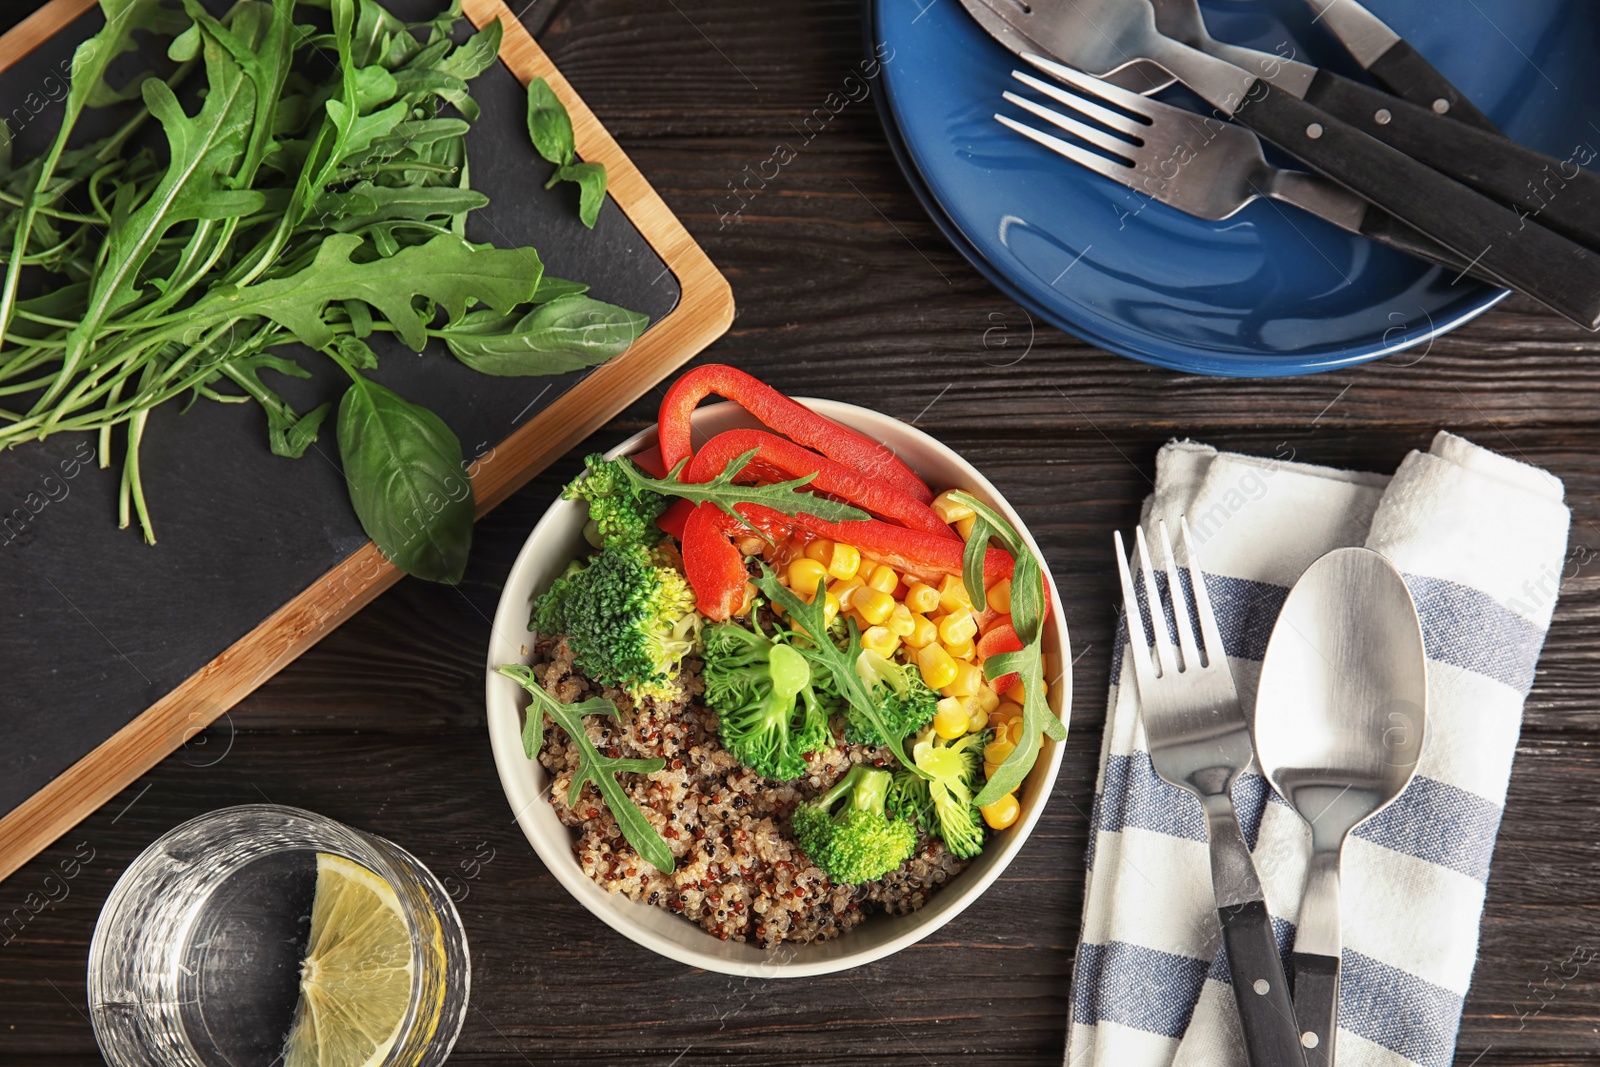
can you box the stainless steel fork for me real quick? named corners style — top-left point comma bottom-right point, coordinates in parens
top-left (996, 60), bottom-right (1491, 282)
top-left (1114, 519), bottom-right (1307, 1067)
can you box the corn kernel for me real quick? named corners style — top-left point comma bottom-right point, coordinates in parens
top-left (734, 581), bottom-right (757, 616)
top-left (888, 602), bottom-right (916, 637)
top-left (847, 608), bottom-right (871, 631)
top-left (865, 563), bottom-right (899, 594)
top-left (943, 636), bottom-right (975, 661)
top-left (1008, 718), bottom-right (1027, 745)
top-left (931, 489), bottom-right (975, 524)
top-left (787, 557), bottom-right (828, 598)
top-left (984, 738), bottom-right (1015, 766)
top-left (904, 613), bottom-right (938, 649)
top-left (1011, 678), bottom-right (1045, 705)
top-left (972, 685), bottom-right (1000, 715)
top-left (965, 699), bottom-right (991, 734)
top-left (933, 697), bottom-right (968, 739)
top-left (804, 538), bottom-right (833, 563)
top-left (945, 660), bottom-right (984, 697)
top-left (993, 700), bottom-right (1024, 724)
top-left (983, 760), bottom-right (999, 780)
top-left (980, 793), bottom-right (1020, 830)
top-left (823, 591), bottom-right (841, 626)
top-left (917, 643), bottom-right (959, 689)
top-left (736, 533), bottom-right (768, 557)
top-left (905, 582), bottom-right (941, 613)
top-left (854, 587), bottom-right (896, 626)
top-left (861, 625), bottom-right (900, 658)
top-left (988, 578), bottom-right (1013, 615)
top-left (826, 542), bottom-right (861, 580)
top-left (938, 609), bottom-right (978, 646)
top-left (956, 514), bottom-right (978, 540)
top-left (828, 575), bottom-right (864, 610)
top-left (938, 574), bottom-right (972, 614)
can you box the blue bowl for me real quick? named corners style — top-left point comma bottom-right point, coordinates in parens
top-left (870, 0), bottom-right (1599, 376)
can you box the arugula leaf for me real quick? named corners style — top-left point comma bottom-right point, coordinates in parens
top-left (185, 233), bottom-right (542, 351)
top-left (218, 350), bottom-right (334, 459)
top-left (440, 295), bottom-right (645, 376)
top-left (615, 448), bottom-right (871, 528)
top-left (436, 19), bottom-right (503, 81)
top-left (946, 491), bottom-right (1068, 807)
top-left (525, 76), bottom-right (576, 167)
top-left (336, 372), bottom-right (474, 583)
top-left (498, 664), bottom-right (674, 874)
top-left (754, 565), bottom-right (923, 775)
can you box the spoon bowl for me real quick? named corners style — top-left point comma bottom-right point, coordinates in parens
top-left (1252, 545), bottom-right (1427, 1065)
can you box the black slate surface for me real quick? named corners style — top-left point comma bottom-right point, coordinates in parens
top-left (0, 1), bottom-right (681, 816)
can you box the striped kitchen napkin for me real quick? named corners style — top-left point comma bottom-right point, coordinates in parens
top-left (1067, 433), bottom-right (1571, 1067)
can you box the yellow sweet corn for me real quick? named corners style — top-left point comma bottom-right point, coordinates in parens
top-left (865, 563), bottom-right (899, 594)
top-left (956, 514), bottom-right (978, 540)
top-left (988, 578), bottom-right (1013, 615)
top-left (804, 538), bottom-right (833, 563)
top-left (938, 574), bottom-right (972, 614)
top-left (787, 557), bottom-right (828, 598)
top-left (931, 489), bottom-right (974, 524)
top-left (825, 541), bottom-right (861, 580)
top-left (905, 582), bottom-right (941, 614)
top-left (861, 625), bottom-right (900, 658)
top-left (943, 660), bottom-right (985, 697)
top-left (828, 575), bottom-right (864, 610)
top-left (971, 685), bottom-right (1000, 715)
top-left (964, 698), bottom-right (990, 734)
top-left (854, 587), bottom-right (896, 626)
top-left (904, 614), bottom-right (938, 649)
top-left (917, 643), bottom-right (959, 689)
top-left (933, 697), bottom-right (968, 739)
top-left (888, 602), bottom-right (917, 637)
top-left (980, 793), bottom-right (1020, 830)
top-left (984, 738), bottom-right (1015, 766)
top-left (943, 636), bottom-right (975, 661)
top-left (938, 608), bottom-right (977, 646)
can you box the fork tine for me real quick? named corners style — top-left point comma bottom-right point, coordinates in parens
top-left (1157, 519), bottom-right (1201, 673)
top-left (1021, 52), bottom-right (1166, 115)
top-left (1113, 530), bottom-right (1158, 686)
top-left (1002, 88), bottom-right (1142, 159)
top-left (1134, 526), bottom-right (1177, 678)
top-left (995, 114), bottom-right (1134, 186)
top-left (1009, 70), bottom-right (1151, 140)
top-left (1180, 516), bottom-right (1225, 668)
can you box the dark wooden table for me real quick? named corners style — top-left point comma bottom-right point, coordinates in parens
top-left (3, 2), bottom-right (1598, 1064)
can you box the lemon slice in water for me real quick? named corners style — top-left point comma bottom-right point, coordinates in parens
top-left (282, 853), bottom-right (415, 1067)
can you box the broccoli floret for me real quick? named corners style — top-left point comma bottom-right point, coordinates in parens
top-left (563, 453), bottom-right (669, 548)
top-left (702, 620), bottom-right (834, 780)
top-left (531, 541), bottom-right (699, 702)
top-left (847, 650), bottom-right (939, 746)
top-left (792, 764), bottom-right (917, 883)
top-left (893, 728), bottom-right (988, 859)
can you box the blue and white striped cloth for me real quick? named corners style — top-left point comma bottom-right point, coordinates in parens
top-left (1068, 433), bottom-right (1571, 1067)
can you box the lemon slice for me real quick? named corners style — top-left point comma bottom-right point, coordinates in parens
top-left (282, 853), bottom-right (415, 1067)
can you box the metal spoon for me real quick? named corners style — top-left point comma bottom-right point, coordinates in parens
top-left (1252, 547), bottom-right (1428, 1067)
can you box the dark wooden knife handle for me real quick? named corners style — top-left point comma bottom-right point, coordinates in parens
top-left (1357, 208), bottom-right (1499, 284)
top-left (1365, 39), bottom-right (1497, 133)
top-left (1219, 899), bottom-right (1308, 1067)
top-left (1231, 82), bottom-right (1600, 330)
top-left (1303, 69), bottom-right (1600, 251)
top-left (1291, 951), bottom-right (1341, 1067)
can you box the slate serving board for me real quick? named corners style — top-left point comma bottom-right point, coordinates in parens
top-left (0, 0), bottom-right (732, 881)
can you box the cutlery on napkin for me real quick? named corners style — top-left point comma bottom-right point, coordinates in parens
top-left (1068, 432), bottom-right (1570, 1067)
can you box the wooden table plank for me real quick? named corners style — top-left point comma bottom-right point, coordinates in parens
top-left (2, 0), bottom-right (1598, 1064)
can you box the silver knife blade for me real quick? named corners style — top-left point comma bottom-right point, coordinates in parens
top-left (1301, 0), bottom-right (1400, 68)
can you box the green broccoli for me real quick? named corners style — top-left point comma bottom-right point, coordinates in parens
top-left (563, 453), bottom-right (669, 549)
top-left (531, 541), bottom-right (699, 702)
top-left (847, 650), bottom-right (939, 747)
top-left (792, 764), bottom-right (917, 883)
top-left (890, 728), bottom-right (988, 859)
top-left (702, 619), bottom-right (835, 780)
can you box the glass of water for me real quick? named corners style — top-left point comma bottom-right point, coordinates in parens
top-left (88, 804), bottom-right (471, 1067)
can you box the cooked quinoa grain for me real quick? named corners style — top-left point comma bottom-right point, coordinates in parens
top-left (529, 635), bottom-right (969, 947)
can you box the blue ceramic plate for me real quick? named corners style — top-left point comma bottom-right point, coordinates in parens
top-left (872, 0), bottom-right (1599, 375)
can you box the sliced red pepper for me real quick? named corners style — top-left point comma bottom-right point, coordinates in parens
top-left (658, 364), bottom-right (934, 503)
top-left (976, 620), bottom-right (1024, 693)
top-left (682, 428), bottom-right (956, 539)
top-left (630, 445), bottom-right (668, 478)
top-left (657, 498), bottom-right (693, 540)
top-left (681, 503), bottom-right (747, 621)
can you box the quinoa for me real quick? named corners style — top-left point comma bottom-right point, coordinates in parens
top-left (529, 634), bottom-right (970, 947)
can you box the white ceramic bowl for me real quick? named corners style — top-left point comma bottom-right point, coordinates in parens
top-left (484, 399), bottom-right (1070, 977)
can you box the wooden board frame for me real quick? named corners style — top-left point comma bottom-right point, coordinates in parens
top-left (0, 0), bottom-right (734, 883)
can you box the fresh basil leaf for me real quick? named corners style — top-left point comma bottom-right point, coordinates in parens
top-left (551, 161), bottom-right (606, 228)
top-left (337, 374), bottom-right (474, 582)
top-left (525, 76), bottom-right (576, 167)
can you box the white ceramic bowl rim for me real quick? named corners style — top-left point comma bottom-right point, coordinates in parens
top-left (484, 399), bottom-right (1071, 977)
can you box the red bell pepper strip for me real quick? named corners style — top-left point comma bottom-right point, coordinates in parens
top-left (658, 364), bottom-right (934, 503)
top-left (682, 429), bottom-right (956, 539)
top-left (657, 497), bottom-right (693, 540)
top-left (976, 620), bottom-right (1024, 693)
top-left (681, 503), bottom-right (748, 621)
